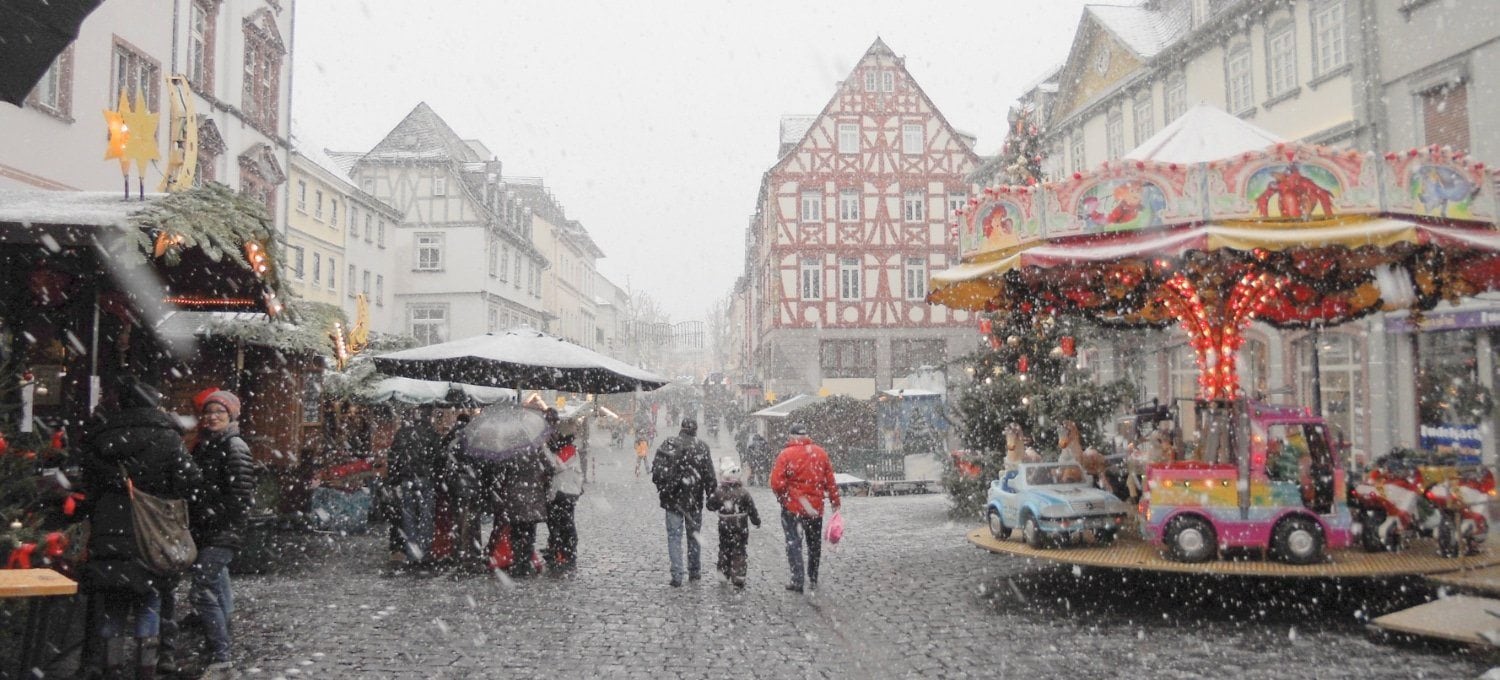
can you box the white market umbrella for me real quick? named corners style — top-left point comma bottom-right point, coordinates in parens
top-left (373, 326), bottom-right (667, 394)
top-left (365, 376), bottom-right (515, 406)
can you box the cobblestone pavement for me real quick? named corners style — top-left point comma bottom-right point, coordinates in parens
top-left (232, 430), bottom-right (1491, 679)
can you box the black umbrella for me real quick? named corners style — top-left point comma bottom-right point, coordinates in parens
top-left (0, 0), bottom-right (106, 106)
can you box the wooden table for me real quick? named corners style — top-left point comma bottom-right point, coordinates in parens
top-left (0, 568), bottom-right (78, 598)
top-left (0, 568), bottom-right (79, 676)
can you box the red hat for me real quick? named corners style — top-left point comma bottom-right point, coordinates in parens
top-left (201, 390), bottom-right (241, 420)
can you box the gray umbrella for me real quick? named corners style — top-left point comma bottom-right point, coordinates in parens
top-left (464, 404), bottom-right (551, 462)
top-left (373, 327), bottom-right (668, 394)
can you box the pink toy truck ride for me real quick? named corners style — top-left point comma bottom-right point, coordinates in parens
top-left (1139, 400), bottom-right (1353, 564)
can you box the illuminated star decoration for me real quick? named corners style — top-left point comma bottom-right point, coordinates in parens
top-left (103, 90), bottom-right (130, 173)
top-left (120, 91), bottom-right (160, 177)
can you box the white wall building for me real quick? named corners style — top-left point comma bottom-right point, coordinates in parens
top-left (345, 103), bottom-right (547, 345)
top-left (510, 179), bottom-right (608, 349)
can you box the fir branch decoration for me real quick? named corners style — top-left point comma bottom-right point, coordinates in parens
top-left (124, 183), bottom-right (292, 304)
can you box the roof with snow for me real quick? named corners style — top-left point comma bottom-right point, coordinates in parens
top-left (291, 130), bottom-right (357, 187)
top-left (1086, 2), bottom-right (1187, 60)
top-left (362, 102), bottom-right (481, 165)
top-left (1124, 104), bottom-right (1285, 164)
top-left (751, 394), bottom-right (823, 419)
top-left (324, 151), bottom-right (364, 175)
top-left (0, 189), bottom-right (149, 228)
top-left (780, 116), bottom-right (816, 145)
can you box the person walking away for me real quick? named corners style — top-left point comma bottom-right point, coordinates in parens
top-left (770, 423), bottom-right (841, 593)
top-left (78, 378), bottom-right (203, 679)
top-left (187, 390), bottom-right (257, 678)
top-left (490, 424), bottom-right (553, 577)
top-left (650, 418), bottom-right (716, 587)
top-left (386, 405), bottom-right (442, 567)
top-left (747, 433), bottom-right (771, 487)
top-left (706, 457), bottom-right (760, 588)
top-left (543, 409), bottom-right (583, 572)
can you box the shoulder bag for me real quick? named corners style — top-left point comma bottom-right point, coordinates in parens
top-left (121, 464), bottom-right (198, 576)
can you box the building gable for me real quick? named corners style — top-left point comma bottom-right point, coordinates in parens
top-left (1052, 17), bottom-right (1147, 125)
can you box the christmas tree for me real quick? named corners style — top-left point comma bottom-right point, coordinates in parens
top-left (943, 310), bottom-right (1135, 518)
top-left (970, 104), bottom-right (1046, 187)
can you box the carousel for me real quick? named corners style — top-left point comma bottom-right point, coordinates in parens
top-left (931, 106), bottom-right (1500, 579)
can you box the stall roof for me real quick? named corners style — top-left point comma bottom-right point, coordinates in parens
top-left (368, 377), bottom-right (516, 406)
top-left (751, 394), bottom-right (823, 418)
top-left (880, 389), bottom-right (942, 398)
top-left (1124, 104), bottom-right (1285, 164)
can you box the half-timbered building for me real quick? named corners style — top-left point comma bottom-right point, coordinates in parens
top-left (737, 39), bottom-right (980, 399)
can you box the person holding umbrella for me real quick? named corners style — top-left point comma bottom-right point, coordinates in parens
top-left (466, 404), bottom-right (554, 577)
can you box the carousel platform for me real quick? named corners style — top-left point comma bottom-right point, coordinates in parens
top-left (966, 527), bottom-right (1500, 578)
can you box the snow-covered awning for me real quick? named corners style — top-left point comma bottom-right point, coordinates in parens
top-left (1125, 104), bottom-right (1285, 164)
top-left (366, 377), bottom-right (516, 406)
top-left (751, 394), bottom-right (823, 419)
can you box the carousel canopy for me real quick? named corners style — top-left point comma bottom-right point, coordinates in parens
top-left (1125, 104), bottom-right (1285, 164)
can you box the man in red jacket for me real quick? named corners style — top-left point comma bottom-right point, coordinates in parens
top-left (769, 423), bottom-right (840, 592)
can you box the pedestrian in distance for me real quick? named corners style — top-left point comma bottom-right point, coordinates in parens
top-left (650, 417), bottom-right (716, 587)
top-left (434, 412), bottom-right (481, 568)
top-left (386, 404), bottom-right (443, 567)
top-left (706, 457), bottom-right (760, 588)
top-left (187, 389), bottom-right (257, 678)
top-left (746, 432), bottom-right (771, 487)
top-left (634, 436), bottom-right (650, 479)
top-left (543, 408), bottom-right (584, 573)
top-left (78, 377), bottom-right (204, 680)
top-left (770, 423), bottom-right (841, 593)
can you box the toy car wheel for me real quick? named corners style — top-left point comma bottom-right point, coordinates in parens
top-left (1164, 515), bottom-right (1215, 562)
top-left (1095, 527), bottom-right (1118, 545)
top-left (1021, 512), bottom-right (1047, 549)
top-left (1272, 516), bottom-right (1326, 565)
top-left (987, 509), bottom-right (1012, 540)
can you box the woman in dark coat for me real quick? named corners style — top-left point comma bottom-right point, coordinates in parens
top-left (79, 378), bottom-right (202, 678)
top-left (188, 390), bottom-right (257, 676)
top-left (489, 441), bottom-right (553, 576)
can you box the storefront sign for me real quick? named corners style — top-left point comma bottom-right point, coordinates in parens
top-left (1384, 309), bottom-right (1500, 333)
top-left (1420, 424), bottom-right (1483, 464)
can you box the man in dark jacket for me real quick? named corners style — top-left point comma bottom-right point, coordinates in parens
top-left (387, 405), bottom-right (442, 566)
top-left (188, 389), bottom-right (256, 678)
top-left (79, 378), bottom-right (203, 679)
top-left (650, 417), bottom-right (715, 586)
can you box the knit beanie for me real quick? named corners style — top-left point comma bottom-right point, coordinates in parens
top-left (202, 390), bottom-right (241, 420)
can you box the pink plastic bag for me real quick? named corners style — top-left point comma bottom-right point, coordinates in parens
top-left (824, 510), bottom-right (844, 545)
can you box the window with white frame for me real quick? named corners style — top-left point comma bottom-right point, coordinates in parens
top-left (488, 307), bottom-right (498, 332)
top-left (376, 275), bottom-right (384, 305)
top-left (112, 40), bottom-right (160, 111)
top-left (801, 191), bottom-right (822, 222)
top-left (416, 233), bottom-right (443, 271)
top-left (903, 124), bottom-right (924, 154)
top-left (362, 179), bottom-right (374, 194)
top-left (513, 252), bottom-right (523, 288)
top-left (1165, 73), bottom-right (1187, 122)
top-left (362, 270), bottom-right (370, 295)
top-left (410, 304), bottom-right (449, 346)
top-left (348, 205), bottom-right (358, 235)
top-left (904, 257), bottom-right (927, 300)
top-left (28, 47), bottom-right (71, 117)
top-left (311, 252), bottom-right (321, 284)
top-left (1070, 131), bottom-right (1085, 174)
top-left (242, 20), bottom-right (282, 132)
top-left (1268, 21), bottom-right (1297, 97)
top-left (328, 257), bottom-right (336, 289)
top-left (378, 220), bottom-right (386, 247)
top-left (187, 0), bottom-right (215, 88)
top-left (903, 191), bottom-right (925, 222)
top-left (1227, 45), bottom-right (1253, 113)
top-left (296, 181), bottom-right (307, 211)
top-left (500, 245), bottom-right (510, 281)
top-left (433, 176), bottom-right (447, 196)
top-left (314, 190), bottom-right (323, 219)
top-left (839, 257), bottom-right (861, 300)
top-left (329, 200), bottom-right (337, 226)
top-left (363, 215), bottom-right (372, 242)
top-left (1312, 1), bottom-right (1347, 76)
top-left (489, 243), bottom-right (498, 277)
top-left (881, 71), bottom-right (894, 92)
top-left (800, 258), bottom-right (822, 300)
top-left (838, 124), bottom-right (859, 154)
top-left (347, 264), bottom-right (356, 297)
top-left (948, 193), bottom-right (967, 219)
top-left (1106, 109), bottom-right (1125, 160)
top-left (838, 190), bottom-right (860, 221)
top-left (864, 71), bottom-right (877, 91)
top-left (1133, 94), bottom-right (1154, 145)
top-left (289, 245), bottom-right (304, 279)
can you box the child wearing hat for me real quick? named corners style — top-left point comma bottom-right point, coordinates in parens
top-left (706, 456), bottom-right (760, 588)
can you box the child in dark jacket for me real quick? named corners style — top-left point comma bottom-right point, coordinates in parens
top-left (706, 457), bottom-right (760, 588)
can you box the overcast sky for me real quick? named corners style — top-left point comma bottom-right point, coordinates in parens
top-left (292, 0), bottom-right (1095, 321)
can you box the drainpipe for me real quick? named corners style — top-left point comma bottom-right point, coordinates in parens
top-left (282, 0), bottom-right (297, 243)
top-left (170, 0), bottom-right (180, 73)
